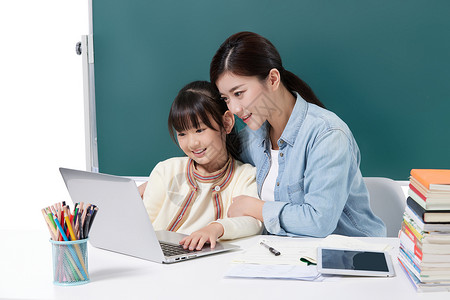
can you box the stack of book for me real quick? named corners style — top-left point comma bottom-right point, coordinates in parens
top-left (398, 169), bottom-right (450, 292)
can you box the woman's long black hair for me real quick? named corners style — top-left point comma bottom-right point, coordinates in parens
top-left (210, 31), bottom-right (325, 109)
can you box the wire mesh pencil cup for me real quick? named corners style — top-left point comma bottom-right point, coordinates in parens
top-left (50, 238), bottom-right (89, 285)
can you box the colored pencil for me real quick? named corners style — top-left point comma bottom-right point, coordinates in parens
top-left (41, 209), bottom-right (57, 241)
top-left (41, 200), bottom-right (99, 281)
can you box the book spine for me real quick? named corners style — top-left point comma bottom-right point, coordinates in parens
top-left (404, 208), bottom-right (426, 232)
top-left (400, 228), bottom-right (423, 261)
top-left (410, 183), bottom-right (427, 201)
top-left (398, 257), bottom-right (421, 291)
top-left (402, 219), bottom-right (424, 242)
top-left (410, 170), bottom-right (430, 190)
top-left (399, 247), bottom-right (422, 274)
top-left (408, 189), bottom-right (428, 210)
top-left (407, 197), bottom-right (426, 221)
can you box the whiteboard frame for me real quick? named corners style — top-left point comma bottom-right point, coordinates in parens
top-left (82, 0), bottom-right (98, 173)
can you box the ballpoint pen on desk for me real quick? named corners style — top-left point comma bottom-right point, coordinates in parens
top-left (260, 241), bottom-right (281, 256)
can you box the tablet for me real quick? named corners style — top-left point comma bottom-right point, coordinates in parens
top-left (317, 247), bottom-right (396, 277)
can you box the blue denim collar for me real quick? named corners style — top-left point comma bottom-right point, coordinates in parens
top-left (253, 121), bottom-right (269, 148)
top-left (279, 93), bottom-right (308, 147)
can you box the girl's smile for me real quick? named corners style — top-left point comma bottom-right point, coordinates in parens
top-left (176, 118), bottom-right (228, 174)
top-left (192, 148), bottom-right (206, 157)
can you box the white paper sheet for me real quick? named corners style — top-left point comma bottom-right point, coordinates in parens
top-left (231, 235), bottom-right (392, 265)
top-left (225, 264), bottom-right (322, 281)
top-left (225, 235), bottom-right (392, 280)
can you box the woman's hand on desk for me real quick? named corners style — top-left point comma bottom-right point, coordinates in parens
top-left (138, 182), bottom-right (148, 199)
top-left (179, 223), bottom-right (224, 251)
top-left (228, 196), bottom-right (264, 222)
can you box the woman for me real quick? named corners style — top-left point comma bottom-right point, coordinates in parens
top-left (210, 31), bottom-right (386, 237)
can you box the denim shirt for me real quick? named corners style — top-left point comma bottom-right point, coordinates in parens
top-left (238, 93), bottom-right (386, 237)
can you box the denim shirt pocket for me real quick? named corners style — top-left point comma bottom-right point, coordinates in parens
top-left (287, 177), bottom-right (305, 204)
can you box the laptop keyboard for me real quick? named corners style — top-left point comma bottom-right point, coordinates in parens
top-left (160, 242), bottom-right (197, 257)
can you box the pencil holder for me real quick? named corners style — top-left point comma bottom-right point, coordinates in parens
top-left (50, 238), bottom-right (90, 285)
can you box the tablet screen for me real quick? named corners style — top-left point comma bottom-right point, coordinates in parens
top-left (317, 248), bottom-right (395, 277)
top-left (322, 249), bottom-right (388, 271)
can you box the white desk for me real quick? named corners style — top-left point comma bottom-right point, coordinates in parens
top-left (1, 229), bottom-right (448, 300)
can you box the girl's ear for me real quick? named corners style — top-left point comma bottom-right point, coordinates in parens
top-left (267, 68), bottom-right (281, 91)
top-left (222, 110), bottom-right (235, 134)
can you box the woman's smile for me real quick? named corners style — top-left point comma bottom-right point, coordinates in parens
top-left (241, 113), bottom-right (252, 123)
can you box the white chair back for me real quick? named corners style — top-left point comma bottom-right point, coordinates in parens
top-left (364, 177), bottom-right (406, 237)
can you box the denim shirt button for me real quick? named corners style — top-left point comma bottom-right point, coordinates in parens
top-left (280, 152), bottom-right (284, 157)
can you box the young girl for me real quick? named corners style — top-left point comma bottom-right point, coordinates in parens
top-left (142, 81), bottom-right (262, 250)
top-left (210, 31), bottom-right (386, 237)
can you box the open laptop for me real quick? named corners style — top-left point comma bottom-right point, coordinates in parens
top-left (59, 167), bottom-right (239, 263)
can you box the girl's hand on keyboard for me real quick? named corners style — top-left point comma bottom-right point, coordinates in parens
top-left (179, 223), bottom-right (224, 250)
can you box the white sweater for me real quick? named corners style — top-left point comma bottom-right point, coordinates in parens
top-left (143, 157), bottom-right (262, 240)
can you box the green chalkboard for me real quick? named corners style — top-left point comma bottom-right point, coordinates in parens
top-left (92, 0), bottom-right (450, 179)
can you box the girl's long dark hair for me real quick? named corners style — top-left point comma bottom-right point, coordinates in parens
top-left (210, 31), bottom-right (325, 108)
top-left (168, 81), bottom-right (241, 160)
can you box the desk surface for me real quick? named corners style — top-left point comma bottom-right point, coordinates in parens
top-left (1, 229), bottom-right (449, 300)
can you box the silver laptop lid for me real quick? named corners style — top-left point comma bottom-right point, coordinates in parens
top-left (59, 168), bottom-right (165, 263)
top-left (59, 168), bottom-right (239, 263)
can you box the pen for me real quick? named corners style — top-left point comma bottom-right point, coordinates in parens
top-left (76, 211), bottom-right (82, 239)
top-left (80, 204), bottom-right (90, 239)
top-left (83, 210), bottom-right (92, 239)
top-left (260, 241), bottom-right (281, 256)
top-left (87, 206), bottom-right (98, 235)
